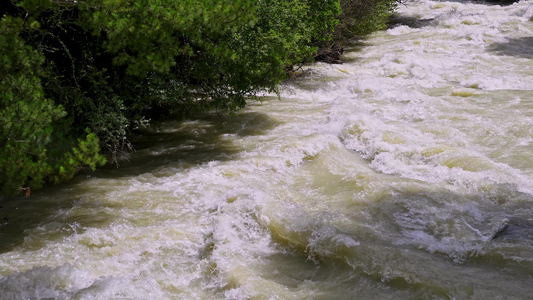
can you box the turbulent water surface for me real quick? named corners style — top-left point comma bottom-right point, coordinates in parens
top-left (2, 0), bottom-right (533, 299)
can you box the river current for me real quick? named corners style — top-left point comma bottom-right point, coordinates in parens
top-left (2, 0), bottom-right (533, 299)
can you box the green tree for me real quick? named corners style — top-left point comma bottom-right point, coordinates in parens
top-left (0, 15), bottom-right (106, 195)
top-left (335, 0), bottom-right (398, 42)
top-left (1, 0), bottom-right (399, 195)
top-left (79, 0), bottom-right (340, 111)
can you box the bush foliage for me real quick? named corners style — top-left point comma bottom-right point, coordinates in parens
top-left (335, 0), bottom-right (399, 42)
top-left (0, 0), bottom-right (397, 195)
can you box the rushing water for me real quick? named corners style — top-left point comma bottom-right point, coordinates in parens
top-left (2, 1), bottom-right (533, 299)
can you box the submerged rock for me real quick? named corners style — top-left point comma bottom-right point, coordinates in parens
top-left (476, 0), bottom-right (519, 5)
top-left (491, 218), bottom-right (533, 241)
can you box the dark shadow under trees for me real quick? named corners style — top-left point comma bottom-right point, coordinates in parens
top-left (487, 37), bottom-right (533, 59)
top-left (0, 110), bottom-right (279, 254)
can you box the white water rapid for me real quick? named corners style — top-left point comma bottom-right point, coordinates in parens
top-left (1, 0), bottom-right (533, 299)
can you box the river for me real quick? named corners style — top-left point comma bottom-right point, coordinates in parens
top-left (2, 0), bottom-right (533, 299)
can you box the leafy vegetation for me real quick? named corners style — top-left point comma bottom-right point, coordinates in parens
top-left (0, 0), bottom-right (397, 195)
top-left (335, 0), bottom-right (399, 42)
